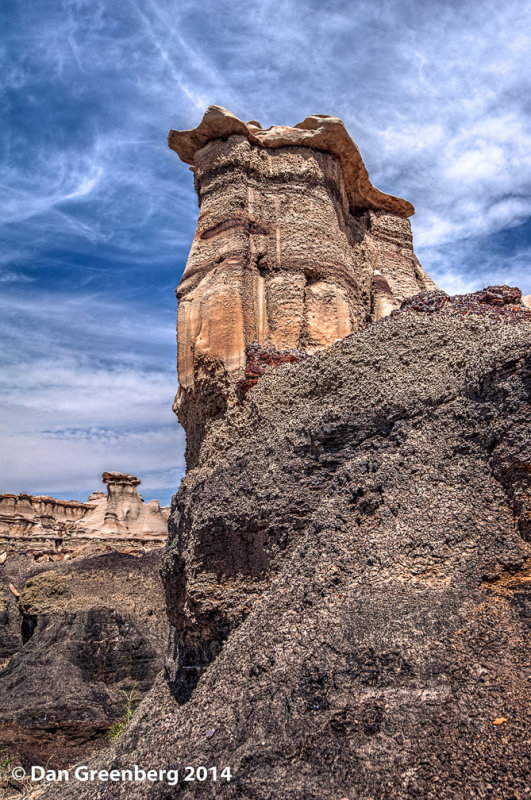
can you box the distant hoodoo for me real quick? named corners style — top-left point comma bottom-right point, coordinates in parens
top-left (0, 472), bottom-right (169, 561)
top-left (169, 106), bottom-right (437, 463)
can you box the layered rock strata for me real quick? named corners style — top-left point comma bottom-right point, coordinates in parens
top-left (0, 495), bottom-right (89, 532)
top-left (169, 106), bottom-right (436, 465)
top-left (0, 472), bottom-right (169, 561)
top-left (0, 474), bottom-right (170, 774)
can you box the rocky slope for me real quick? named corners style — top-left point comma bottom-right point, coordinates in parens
top-left (0, 472), bottom-right (170, 780)
top-left (41, 296), bottom-right (530, 800)
top-left (0, 550), bottom-right (167, 770)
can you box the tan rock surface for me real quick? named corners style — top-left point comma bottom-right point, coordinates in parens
top-left (168, 105), bottom-right (414, 217)
top-left (0, 473), bottom-right (169, 560)
top-left (169, 107), bottom-right (437, 464)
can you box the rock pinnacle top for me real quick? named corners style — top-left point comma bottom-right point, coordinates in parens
top-left (168, 105), bottom-right (414, 218)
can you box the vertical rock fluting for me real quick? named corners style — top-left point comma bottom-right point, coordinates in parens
top-left (169, 106), bottom-right (437, 465)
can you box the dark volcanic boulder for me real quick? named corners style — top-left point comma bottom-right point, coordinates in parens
top-left (42, 310), bottom-right (530, 799)
top-left (0, 551), bottom-right (167, 768)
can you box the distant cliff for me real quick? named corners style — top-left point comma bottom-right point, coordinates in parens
top-left (0, 473), bottom-right (169, 777)
top-left (0, 471), bottom-right (169, 562)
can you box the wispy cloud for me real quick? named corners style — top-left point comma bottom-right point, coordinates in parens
top-left (0, 289), bottom-right (182, 503)
top-left (0, 270), bottom-right (34, 283)
top-left (1, 0), bottom-right (530, 499)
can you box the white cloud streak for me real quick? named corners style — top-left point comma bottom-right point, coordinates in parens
top-left (1, 0), bottom-right (531, 499)
top-left (0, 290), bottom-right (182, 503)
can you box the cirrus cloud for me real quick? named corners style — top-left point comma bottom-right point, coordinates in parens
top-left (1, 0), bottom-right (530, 501)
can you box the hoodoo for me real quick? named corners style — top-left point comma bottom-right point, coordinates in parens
top-left (169, 106), bottom-right (437, 465)
top-left (0, 472), bottom-right (169, 561)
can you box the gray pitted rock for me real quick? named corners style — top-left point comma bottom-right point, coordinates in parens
top-left (41, 306), bottom-right (530, 800)
top-left (0, 551), bottom-right (167, 768)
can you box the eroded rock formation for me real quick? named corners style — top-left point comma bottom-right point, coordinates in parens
top-left (19, 105), bottom-right (530, 799)
top-left (0, 474), bottom-right (170, 777)
top-left (0, 551), bottom-right (167, 769)
top-left (169, 106), bottom-right (436, 464)
top-left (0, 472), bottom-right (169, 562)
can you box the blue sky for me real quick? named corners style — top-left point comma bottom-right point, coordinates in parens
top-left (1, 0), bottom-right (531, 505)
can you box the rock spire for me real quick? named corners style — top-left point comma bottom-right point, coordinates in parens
top-left (169, 106), bottom-right (437, 464)
top-left (0, 472), bottom-right (169, 561)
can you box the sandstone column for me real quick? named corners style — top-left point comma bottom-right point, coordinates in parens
top-left (169, 106), bottom-right (437, 465)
